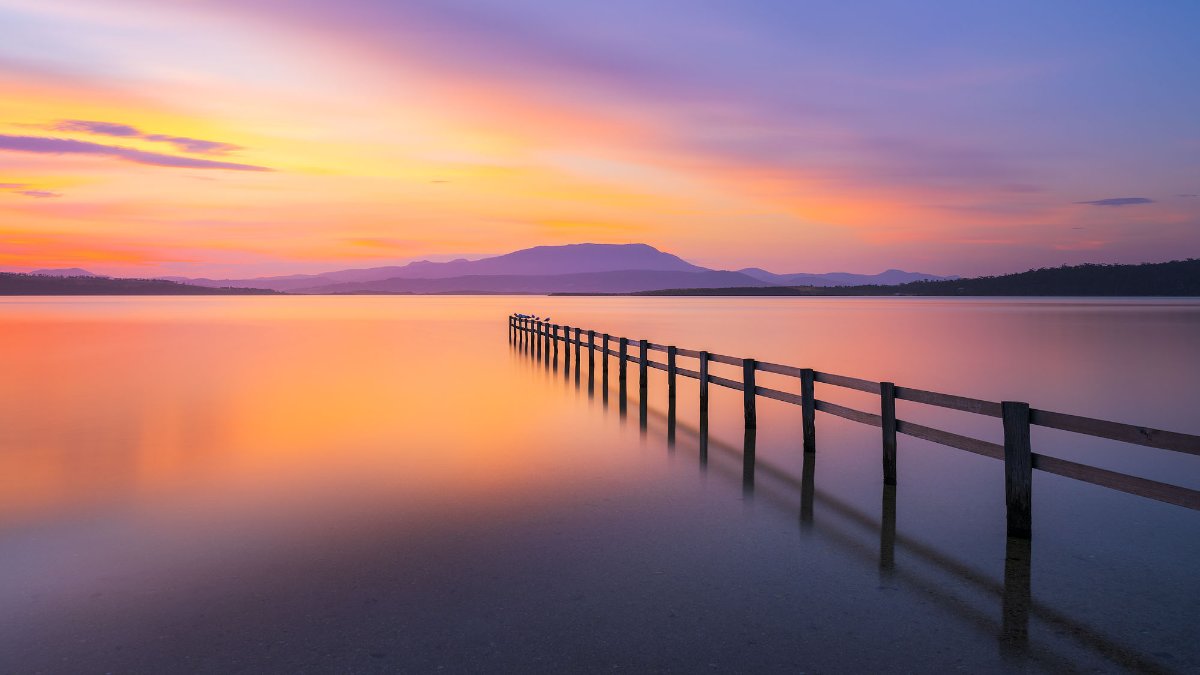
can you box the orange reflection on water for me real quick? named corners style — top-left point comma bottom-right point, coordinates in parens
top-left (0, 298), bottom-right (609, 529)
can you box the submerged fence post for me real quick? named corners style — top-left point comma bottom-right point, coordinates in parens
top-left (667, 346), bottom-right (677, 407)
top-left (699, 351), bottom-right (710, 422)
top-left (881, 381), bottom-right (897, 486)
top-left (574, 328), bottom-right (581, 371)
top-left (603, 334), bottom-right (610, 383)
top-left (639, 340), bottom-right (648, 398)
top-left (743, 358), bottom-right (757, 429)
top-left (801, 368), bottom-right (816, 454)
top-left (553, 325), bottom-right (560, 362)
top-left (1002, 401), bottom-right (1033, 539)
top-left (618, 337), bottom-right (628, 387)
top-left (638, 340), bottom-right (649, 428)
top-left (588, 330), bottom-right (596, 372)
top-left (536, 321), bottom-right (543, 358)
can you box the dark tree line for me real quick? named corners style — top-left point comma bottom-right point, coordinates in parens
top-left (637, 259), bottom-right (1200, 297)
top-left (0, 273), bottom-right (279, 295)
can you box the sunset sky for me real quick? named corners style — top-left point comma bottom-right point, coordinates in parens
top-left (1, 0), bottom-right (1198, 278)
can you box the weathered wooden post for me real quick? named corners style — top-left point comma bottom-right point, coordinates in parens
top-left (743, 358), bottom-right (757, 429)
top-left (880, 381), bottom-right (897, 486)
top-left (638, 340), bottom-right (648, 399)
top-left (638, 340), bottom-right (649, 428)
top-left (1002, 401), bottom-right (1033, 539)
top-left (553, 324), bottom-right (560, 362)
top-left (801, 368), bottom-right (816, 454)
top-left (698, 350), bottom-right (710, 465)
top-left (618, 337), bottom-right (628, 387)
top-left (588, 330), bottom-right (596, 372)
top-left (574, 328), bottom-right (581, 371)
top-left (666, 348), bottom-right (676, 445)
top-left (535, 321), bottom-right (542, 358)
top-left (667, 346), bottom-right (677, 409)
top-left (603, 334), bottom-right (610, 383)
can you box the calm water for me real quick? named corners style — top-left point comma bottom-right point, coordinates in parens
top-left (1, 296), bottom-right (1198, 673)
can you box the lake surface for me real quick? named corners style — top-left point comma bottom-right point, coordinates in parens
top-left (1, 296), bottom-right (1198, 673)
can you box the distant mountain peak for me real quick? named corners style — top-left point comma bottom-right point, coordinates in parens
top-left (31, 267), bottom-right (99, 277)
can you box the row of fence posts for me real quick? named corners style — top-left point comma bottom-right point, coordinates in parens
top-left (509, 315), bottom-right (1038, 655)
top-left (509, 316), bottom-right (1034, 539)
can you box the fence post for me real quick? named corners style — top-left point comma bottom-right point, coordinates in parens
top-left (667, 346), bottom-right (677, 405)
top-left (639, 340), bottom-right (648, 400)
top-left (574, 328), bottom-right (581, 370)
top-left (588, 330), bottom-right (596, 372)
top-left (553, 325), bottom-right (560, 361)
top-left (801, 368), bottom-right (816, 454)
top-left (603, 334), bottom-right (610, 382)
top-left (881, 381), bottom-right (897, 486)
top-left (618, 338), bottom-right (628, 386)
top-left (699, 351), bottom-right (710, 421)
top-left (1002, 401), bottom-right (1033, 539)
top-left (536, 321), bottom-right (543, 358)
top-left (743, 358), bottom-right (757, 429)
top-left (639, 339), bottom-right (649, 429)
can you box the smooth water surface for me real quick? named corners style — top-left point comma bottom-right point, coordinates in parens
top-left (1, 296), bottom-right (1198, 673)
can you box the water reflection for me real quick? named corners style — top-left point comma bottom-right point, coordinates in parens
top-left (2, 297), bottom-right (1195, 673)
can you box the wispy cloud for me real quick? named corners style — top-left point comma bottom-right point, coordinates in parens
top-left (16, 190), bottom-right (62, 198)
top-left (1075, 197), bottom-right (1153, 207)
top-left (0, 134), bottom-right (270, 171)
top-left (0, 182), bottom-right (28, 189)
top-left (48, 119), bottom-right (243, 155)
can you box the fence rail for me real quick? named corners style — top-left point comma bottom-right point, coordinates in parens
top-left (509, 315), bottom-right (1200, 537)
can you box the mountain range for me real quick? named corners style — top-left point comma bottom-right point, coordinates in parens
top-left (160, 243), bottom-right (952, 294)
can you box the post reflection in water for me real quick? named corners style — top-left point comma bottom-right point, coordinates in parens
top-left (666, 401), bottom-right (676, 450)
top-left (799, 448), bottom-right (815, 529)
top-left (879, 485), bottom-right (896, 580)
top-left (1002, 537), bottom-right (1032, 656)
top-left (741, 428), bottom-right (756, 496)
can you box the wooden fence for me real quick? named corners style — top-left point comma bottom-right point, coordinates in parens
top-left (509, 315), bottom-right (1200, 538)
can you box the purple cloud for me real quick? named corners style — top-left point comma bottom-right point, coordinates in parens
top-left (0, 182), bottom-right (27, 189)
top-left (1075, 197), bottom-right (1153, 207)
top-left (49, 120), bottom-right (243, 155)
top-left (0, 134), bottom-right (270, 171)
top-left (17, 190), bottom-right (62, 198)
top-left (51, 120), bottom-right (140, 137)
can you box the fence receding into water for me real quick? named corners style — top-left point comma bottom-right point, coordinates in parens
top-left (509, 314), bottom-right (1200, 538)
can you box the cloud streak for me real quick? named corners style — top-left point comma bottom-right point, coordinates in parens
top-left (49, 120), bottom-right (244, 155)
top-left (0, 135), bottom-right (271, 171)
top-left (16, 190), bottom-right (62, 198)
top-left (1075, 197), bottom-right (1153, 207)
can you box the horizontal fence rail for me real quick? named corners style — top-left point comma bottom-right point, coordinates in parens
top-left (508, 315), bottom-right (1200, 537)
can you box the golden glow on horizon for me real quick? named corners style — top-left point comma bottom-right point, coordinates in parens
top-left (1, 0), bottom-right (1196, 277)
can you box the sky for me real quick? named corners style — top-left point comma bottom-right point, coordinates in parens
top-left (1, 0), bottom-right (1198, 278)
